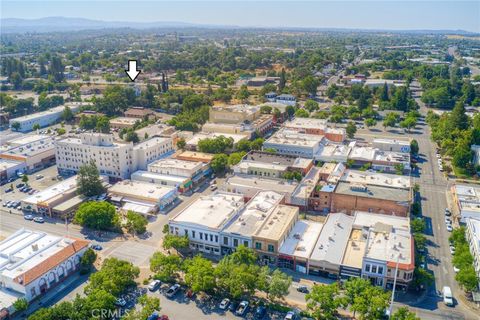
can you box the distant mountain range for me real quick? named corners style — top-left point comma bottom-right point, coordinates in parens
top-left (1, 17), bottom-right (477, 35)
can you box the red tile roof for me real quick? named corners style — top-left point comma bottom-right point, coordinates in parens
top-left (15, 238), bottom-right (89, 285)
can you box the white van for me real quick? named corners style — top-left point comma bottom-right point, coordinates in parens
top-left (442, 286), bottom-right (454, 306)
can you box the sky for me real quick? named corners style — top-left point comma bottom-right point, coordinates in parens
top-left (2, 1), bottom-right (480, 32)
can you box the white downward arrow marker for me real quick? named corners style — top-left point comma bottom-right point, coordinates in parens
top-left (125, 60), bottom-right (141, 81)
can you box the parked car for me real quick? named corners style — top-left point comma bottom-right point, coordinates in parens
top-left (35, 174), bottom-right (44, 180)
top-left (446, 224), bottom-right (453, 232)
top-left (16, 183), bottom-right (25, 188)
top-left (235, 301), bottom-right (249, 316)
top-left (115, 298), bottom-right (127, 307)
top-left (445, 217), bottom-right (452, 224)
top-left (285, 311), bottom-right (296, 320)
top-left (296, 285), bottom-right (309, 293)
top-left (33, 217), bottom-right (45, 223)
top-left (24, 215), bottom-right (34, 221)
top-left (449, 246), bottom-right (456, 254)
top-left (28, 189), bottom-right (36, 195)
top-left (148, 280), bottom-right (162, 292)
top-left (90, 244), bottom-right (103, 251)
top-left (165, 284), bottom-right (180, 298)
top-left (255, 305), bottom-right (267, 319)
top-left (209, 185), bottom-right (217, 191)
top-left (219, 298), bottom-right (230, 310)
top-left (445, 208), bottom-right (452, 216)
top-left (442, 286), bottom-right (454, 306)
top-left (2, 201), bottom-right (9, 207)
top-left (5, 187), bottom-right (13, 193)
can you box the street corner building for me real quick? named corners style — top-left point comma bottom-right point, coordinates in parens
top-left (0, 229), bottom-right (90, 318)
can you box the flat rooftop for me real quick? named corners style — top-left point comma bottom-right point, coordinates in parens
top-left (171, 192), bottom-right (244, 230)
top-left (131, 171), bottom-right (188, 184)
top-left (9, 105), bottom-right (67, 122)
top-left (315, 143), bottom-right (352, 159)
top-left (148, 158), bottom-right (203, 173)
top-left (244, 151), bottom-right (312, 168)
top-left (235, 160), bottom-right (288, 172)
top-left (174, 150), bottom-right (214, 163)
top-left (342, 229), bottom-right (368, 269)
top-left (454, 184), bottom-right (480, 212)
top-left (7, 134), bottom-right (50, 147)
top-left (224, 191), bottom-right (284, 236)
top-left (335, 181), bottom-right (411, 202)
top-left (133, 136), bottom-right (171, 150)
top-left (340, 169), bottom-right (411, 189)
top-left (292, 167), bottom-right (321, 200)
top-left (374, 150), bottom-right (410, 164)
top-left (265, 129), bottom-right (323, 148)
top-left (285, 117), bottom-right (328, 129)
top-left (225, 174), bottom-right (298, 194)
top-left (0, 159), bottom-right (23, 171)
top-left (23, 176), bottom-right (78, 205)
top-left (373, 138), bottom-right (410, 146)
top-left (108, 180), bottom-right (176, 200)
top-left (109, 117), bottom-right (139, 125)
top-left (279, 220), bottom-right (324, 259)
top-left (348, 146), bottom-right (376, 160)
top-left (254, 205), bottom-right (298, 241)
top-left (365, 226), bottom-right (413, 267)
top-left (354, 211), bottom-right (410, 232)
top-left (1, 137), bottom-right (55, 158)
top-left (309, 213), bottom-right (354, 264)
top-left (211, 104), bottom-right (260, 114)
top-left (0, 229), bottom-right (88, 285)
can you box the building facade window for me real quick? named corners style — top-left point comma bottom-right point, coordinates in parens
top-left (255, 242), bottom-right (262, 250)
top-left (268, 244), bottom-right (274, 252)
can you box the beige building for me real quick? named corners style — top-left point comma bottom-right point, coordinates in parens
top-left (209, 104), bottom-right (261, 124)
top-left (109, 117), bottom-right (139, 130)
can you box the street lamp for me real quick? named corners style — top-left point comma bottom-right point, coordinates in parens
top-left (388, 253), bottom-right (401, 318)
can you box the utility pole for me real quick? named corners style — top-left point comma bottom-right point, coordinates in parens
top-left (388, 254), bottom-right (400, 318)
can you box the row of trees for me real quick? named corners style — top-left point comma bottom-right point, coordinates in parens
top-left (150, 245), bottom-right (292, 302)
top-left (450, 227), bottom-right (480, 292)
top-left (305, 278), bottom-right (419, 320)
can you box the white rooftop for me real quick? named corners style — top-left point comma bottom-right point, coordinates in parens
top-left (171, 192), bottom-right (244, 230)
top-left (266, 129), bottom-right (324, 148)
top-left (108, 180), bottom-right (176, 201)
top-left (225, 174), bottom-right (299, 194)
top-left (224, 191), bottom-right (284, 236)
top-left (23, 175), bottom-right (78, 205)
top-left (309, 213), bottom-right (354, 264)
top-left (454, 184), bottom-right (480, 213)
top-left (131, 170), bottom-right (187, 184)
top-left (279, 220), bottom-right (324, 259)
top-left (1, 137), bottom-right (55, 158)
top-left (340, 169), bottom-right (411, 189)
top-left (373, 138), bottom-right (410, 146)
top-left (353, 211), bottom-right (410, 232)
top-left (148, 158), bottom-right (203, 174)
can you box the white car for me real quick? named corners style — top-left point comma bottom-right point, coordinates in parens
top-left (166, 284), bottom-right (180, 298)
top-left (453, 266), bottom-right (460, 273)
top-left (446, 224), bottom-right (453, 232)
top-left (148, 280), bottom-right (161, 292)
top-left (449, 246), bottom-right (455, 255)
top-left (219, 298), bottom-right (230, 310)
top-left (285, 311), bottom-right (296, 320)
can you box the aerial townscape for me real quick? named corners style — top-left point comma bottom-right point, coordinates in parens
top-left (0, 2), bottom-right (480, 320)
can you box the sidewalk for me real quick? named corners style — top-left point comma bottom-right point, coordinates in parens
top-left (12, 272), bottom-right (89, 319)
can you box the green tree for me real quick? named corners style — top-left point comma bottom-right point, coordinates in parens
top-left (80, 248), bottom-right (97, 274)
top-left (74, 201), bottom-right (119, 231)
top-left (306, 283), bottom-right (344, 320)
top-left (11, 122), bottom-right (21, 131)
top-left (210, 153), bottom-right (229, 173)
top-left (85, 258), bottom-right (139, 297)
top-left (13, 298), bottom-right (28, 313)
top-left (302, 76), bottom-right (320, 97)
top-left (346, 121), bottom-right (357, 139)
top-left (279, 68), bottom-right (286, 91)
top-left (383, 112), bottom-right (399, 130)
top-left (411, 218), bottom-right (426, 234)
top-left (305, 99), bottom-right (319, 112)
top-left (351, 285), bottom-right (390, 320)
top-left (76, 161), bottom-right (105, 197)
top-left (124, 210), bottom-right (148, 235)
top-left (455, 265), bottom-right (479, 292)
top-left (184, 255), bottom-right (216, 293)
top-left (295, 108), bottom-right (309, 118)
top-left (236, 85), bottom-right (250, 102)
top-left (150, 252), bottom-right (182, 282)
top-left (62, 106), bottom-right (74, 122)
top-left (95, 115), bottom-right (110, 133)
top-left (410, 139), bottom-right (419, 155)
top-left (176, 138), bottom-right (186, 150)
top-left (450, 101), bottom-right (469, 131)
top-left (391, 307), bottom-right (420, 320)
top-left (379, 82), bottom-right (389, 101)
top-left (123, 295), bottom-right (161, 320)
top-left (125, 130), bottom-right (139, 143)
top-left (32, 123), bottom-right (41, 131)
top-left (260, 105), bottom-right (272, 114)
top-left (283, 171), bottom-right (302, 182)
top-left (21, 174), bottom-right (29, 185)
top-left (236, 139), bottom-right (252, 152)
top-left (364, 118), bottom-right (377, 128)
top-left (228, 152), bottom-right (246, 166)
top-left (162, 234), bottom-right (190, 251)
top-left (264, 269), bottom-right (292, 302)
top-left (400, 116), bottom-right (417, 132)
top-left (286, 105), bottom-right (295, 117)
top-left (343, 278), bottom-right (370, 317)
top-left (412, 267), bottom-right (434, 289)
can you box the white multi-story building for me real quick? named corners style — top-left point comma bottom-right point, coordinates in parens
top-left (263, 129), bottom-right (325, 158)
top-left (9, 103), bottom-right (84, 132)
top-left (0, 229), bottom-right (89, 314)
top-left (465, 218), bottom-right (480, 290)
top-left (169, 192), bottom-right (245, 255)
top-left (55, 133), bottom-right (173, 179)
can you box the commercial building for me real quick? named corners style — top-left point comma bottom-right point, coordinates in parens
top-left (173, 150), bottom-right (214, 164)
top-left (169, 192), bottom-right (244, 255)
top-left (209, 104), bottom-right (261, 124)
top-left (465, 218), bottom-right (480, 289)
top-left (56, 133), bottom-right (174, 180)
top-left (290, 167), bottom-right (322, 209)
top-left (202, 114), bottom-right (273, 139)
top-left (348, 146), bottom-right (411, 174)
top-left (274, 94), bottom-right (297, 106)
top-left (147, 158), bottom-right (211, 184)
top-left (284, 118), bottom-right (346, 142)
top-left (314, 143), bottom-right (353, 163)
top-left (9, 103), bottom-right (83, 132)
top-left (109, 117), bottom-right (139, 130)
top-left (131, 170), bottom-right (192, 193)
top-left (0, 229), bottom-right (89, 315)
top-left (263, 129), bottom-right (325, 158)
top-left (0, 159), bottom-right (26, 182)
top-left (364, 79), bottom-right (405, 88)
top-left (373, 138), bottom-right (411, 153)
top-left (124, 107), bottom-right (155, 119)
top-left (279, 220), bottom-right (324, 274)
top-left (108, 180), bottom-right (178, 214)
top-left (223, 174), bottom-right (298, 203)
top-left (221, 191), bottom-right (285, 255)
top-left (0, 136), bottom-right (56, 174)
top-left (331, 169), bottom-right (412, 217)
top-left (233, 151), bottom-right (313, 179)
top-left (451, 184), bottom-right (480, 222)
top-left (252, 205), bottom-right (299, 265)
